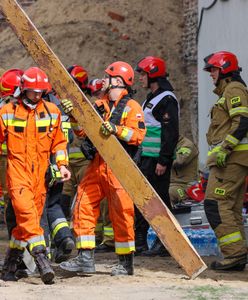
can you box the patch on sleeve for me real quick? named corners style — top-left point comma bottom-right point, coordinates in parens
top-left (163, 113), bottom-right (170, 122)
top-left (230, 96), bottom-right (241, 107)
top-left (138, 121), bottom-right (145, 129)
top-left (136, 113), bottom-right (142, 119)
top-left (146, 103), bottom-right (153, 109)
top-left (217, 97), bottom-right (225, 105)
top-left (214, 188), bottom-right (225, 196)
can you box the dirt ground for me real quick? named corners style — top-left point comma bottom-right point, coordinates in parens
top-left (0, 227), bottom-right (248, 300)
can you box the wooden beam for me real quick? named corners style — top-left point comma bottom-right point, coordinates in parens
top-left (0, 0), bottom-right (207, 278)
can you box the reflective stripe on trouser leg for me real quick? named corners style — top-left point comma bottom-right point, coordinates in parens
top-left (28, 235), bottom-right (46, 252)
top-left (102, 225), bottom-right (115, 246)
top-left (9, 235), bottom-right (27, 250)
top-left (100, 198), bottom-right (114, 245)
top-left (73, 159), bottom-right (104, 249)
top-left (219, 231), bottom-right (243, 247)
top-left (103, 226), bottom-right (114, 237)
top-left (51, 218), bottom-right (70, 239)
top-left (10, 187), bottom-right (46, 243)
top-left (115, 241), bottom-right (135, 255)
top-left (205, 163), bottom-right (247, 257)
top-left (76, 235), bottom-right (95, 249)
top-left (106, 171), bottom-right (135, 255)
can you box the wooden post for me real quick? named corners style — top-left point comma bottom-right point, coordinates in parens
top-left (0, 0), bottom-right (207, 278)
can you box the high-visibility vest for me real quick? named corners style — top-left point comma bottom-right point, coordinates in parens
top-left (141, 91), bottom-right (178, 157)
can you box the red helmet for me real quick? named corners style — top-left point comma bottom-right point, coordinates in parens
top-left (186, 182), bottom-right (205, 203)
top-left (21, 67), bottom-right (50, 92)
top-left (203, 51), bottom-right (240, 74)
top-left (135, 56), bottom-right (166, 78)
top-left (87, 78), bottom-right (103, 96)
top-left (67, 65), bottom-right (88, 90)
top-left (0, 68), bottom-right (24, 97)
top-left (105, 61), bottom-right (134, 86)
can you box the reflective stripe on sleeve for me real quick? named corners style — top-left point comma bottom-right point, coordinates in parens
top-left (119, 127), bottom-right (133, 142)
top-left (56, 150), bottom-right (68, 162)
top-left (225, 134), bottom-right (239, 146)
top-left (229, 107), bottom-right (248, 117)
top-left (2, 113), bottom-right (27, 127)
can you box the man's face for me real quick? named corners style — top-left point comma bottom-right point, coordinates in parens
top-left (26, 90), bottom-right (43, 103)
top-left (101, 75), bottom-right (122, 92)
top-left (210, 67), bottom-right (220, 85)
top-left (102, 74), bottom-right (110, 92)
top-left (138, 71), bottom-right (148, 88)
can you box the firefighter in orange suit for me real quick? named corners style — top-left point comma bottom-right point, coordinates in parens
top-left (0, 69), bottom-right (24, 216)
top-left (0, 69), bottom-right (24, 232)
top-left (203, 51), bottom-right (248, 271)
top-left (0, 67), bottom-right (71, 284)
top-left (60, 65), bottom-right (90, 219)
top-left (60, 61), bottom-right (146, 276)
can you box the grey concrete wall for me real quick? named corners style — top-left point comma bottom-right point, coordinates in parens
top-left (198, 0), bottom-right (248, 167)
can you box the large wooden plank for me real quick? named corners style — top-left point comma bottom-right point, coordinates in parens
top-left (0, 0), bottom-right (207, 278)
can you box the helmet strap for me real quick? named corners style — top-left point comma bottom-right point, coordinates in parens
top-left (23, 98), bottom-right (38, 110)
top-left (23, 91), bottom-right (42, 106)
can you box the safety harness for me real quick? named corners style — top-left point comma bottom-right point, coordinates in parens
top-left (109, 94), bottom-right (139, 159)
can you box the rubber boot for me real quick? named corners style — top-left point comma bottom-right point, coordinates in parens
top-left (134, 231), bottom-right (148, 256)
top-left (31, 245), bottom-right (55, 284)
top-left (15, 260), bottom-right (38, 279)
top-left (60, 249), bottom-right (96, 273)
top-left (54, 237), bottom-right (75, 263)
top-left (1, 248), bottom-right (24, 281)
top-left (111, 253), bottom-right (134, 276)
top-left (141, 238), bottom-right (170, 257)
top-left (210, 254), bottom-right (247, 271)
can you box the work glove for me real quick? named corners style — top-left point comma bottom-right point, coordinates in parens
top-left (216, 148), bottom-right (228, 168)
top-left (61, 99), bottom-right (73, 115)
top-left (101, 121), bottom-right (117, 136)
top-left (46, 164), bottom-right (62, 187)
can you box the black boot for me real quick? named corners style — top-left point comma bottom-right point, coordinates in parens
top-left (54, 237), bottom-right (75, 263)
top-left (135, 231), bottom-right (148, 256)
top-left (111, 253), bottom-right (134, 276)
top-left (141, 238), bottom-right (170, 257)
top-left (211, 254), bottom-right (247, 271)
top-left (1, 248), bottom-right (24, 281)
top-left (60, 249), bottom-right (96, 273)
top-left (31, 245), bottom-right (55, 284)
top-left (95, 243), bottom-right (115, 253)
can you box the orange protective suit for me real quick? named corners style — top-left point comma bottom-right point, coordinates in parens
top-left (72, 90), bottom-right (146, 255)
top-left (0, 99), bottom-right (68, 251)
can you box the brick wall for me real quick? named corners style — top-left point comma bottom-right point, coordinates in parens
top-left (182, 0), bottom-right (198, 143)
